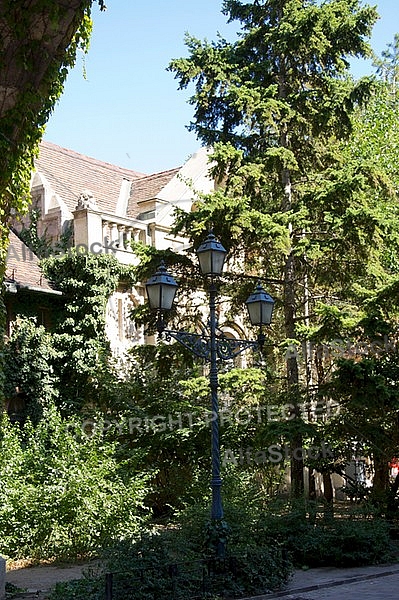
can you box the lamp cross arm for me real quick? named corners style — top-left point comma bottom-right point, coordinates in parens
top-left (159, 327), bottom-right (262, 361)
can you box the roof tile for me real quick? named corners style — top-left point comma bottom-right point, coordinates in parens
top-left (35, 141), bottom-right (148, 215)
top-left (127, 168), bottom-right (180, 218)
top-left (6, 230), bottom-right (54, 291)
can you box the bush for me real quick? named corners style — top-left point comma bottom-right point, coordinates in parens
top-left (0, 409), bottom-right (149, 559)
top-left (4, 316), bottom-right (59, 423)
top-left (50, 532), bottom-right (290, 600)
top-left (48, 497), bottom-right (396, 599)
top-left (254, 500), bottom-right (396, 567)
top-left (308, 519), bottom-right (394, 567)
top-left (49, 502), bottom-right (293, 600)
top-left (50, 577), bottom-right (103, 600)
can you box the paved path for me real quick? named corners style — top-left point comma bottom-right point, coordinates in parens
top-left (6, 561), bottom-right (99, 597)
top-left (242, 563), bottom-right (399, 600)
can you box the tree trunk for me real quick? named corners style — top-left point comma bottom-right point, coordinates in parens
top-left (0, 0), bottom-right (93, 207)
top-left (308, 469), bottom-right (316, 500)
top-left (282, 188), bottom-right (303, 497)
top-left (278, 33), bottom-right (304, 497)
top-left (0, 0), bottom-right (90, 140)
top-left (323, 472), bottom-right (334, 519)
top-left (0, 0), bottom-right (96, 399)
top-left (387, 471), bottom-right (399, 523)
top-left (372, 454), bottom-right (390, 505)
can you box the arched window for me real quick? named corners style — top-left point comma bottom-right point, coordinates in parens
top-left (220, 323), bottom-right (248, 370)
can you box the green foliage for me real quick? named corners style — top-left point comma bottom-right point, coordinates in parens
top-left (4, 251), bottom-right (126, 417)
top-left (254, 501), bottom-right (395, 567)
top-left (166, 0), bottom-right (399, 500)
top-left (167, 0), bottom-right (384, 370)
top-left (5, 582), bottom-right (27, 598)
top-left (41, 250), bottom-right (127, 411)
top-left (42, 250), bottom-right (123, 338)
top-left (204, 518), bottom-right (231, 556)
top-left (106, 343), bottom-right (209, 515)
top-left (50, 577), bottom-right (103, 600)
top-left (4, 316), bottom-right (59, 423)
top-left (324, 352), bottom-right (399, 502)
top-left (51, 516), bottom-right (291, 600)
top-left (1, 255), bottom-right (160, 562)
top-left (0, 1), bottom-right (102, 214)
top-left (110, 345), bottom-right (284, 516)
top-left (49, 498), bottom-right (395, 599)
top-left (0, 408), bottom-right (149, 560)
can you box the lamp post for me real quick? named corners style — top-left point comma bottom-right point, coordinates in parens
top-left (145, 233), bottom-right (274, 556)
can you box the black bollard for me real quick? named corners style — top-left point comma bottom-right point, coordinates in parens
top-left (105, 572), bottom-right (113, 600)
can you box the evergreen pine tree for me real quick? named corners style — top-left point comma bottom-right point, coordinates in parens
top-left (169, 0), bottom-right (379, 496)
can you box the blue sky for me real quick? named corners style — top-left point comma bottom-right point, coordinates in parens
top-left (43, 0), bottom-right (399, 175)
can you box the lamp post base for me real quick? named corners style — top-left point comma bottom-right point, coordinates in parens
top-left (204, 518), bottom-right (230, 558)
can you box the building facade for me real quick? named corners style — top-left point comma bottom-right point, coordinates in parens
top-left (9, 141), bottom-right (216, 357)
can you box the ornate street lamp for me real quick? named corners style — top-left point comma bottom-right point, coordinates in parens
top-left (145, 233), bottom-right (274, 557)
top-left (245, 282), bottom-right (274, 349)
top-left (144, 260), bottom-right (178, 312)
top-left (196, 231), bottom-right (227, 276)
top-left (245, 282), bottom-right (274, 327)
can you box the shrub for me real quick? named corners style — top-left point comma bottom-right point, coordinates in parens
top-left (97, 530), bottom-right (290, 600)
top-left (50, 577), bottom-right (103, 600)
top-left (48, 497), bottom-right (396, 600)
top-left (253, 500), bottom-right (396, 567)
top-left (49, 504), bottom-right (292, 600)
top-left (0, 409), bottom-right (149, 559)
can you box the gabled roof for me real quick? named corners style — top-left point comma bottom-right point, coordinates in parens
top-left (5, 230), bottom-right (58, 294)
top-left (127, 167), bottom-right (180, 218)
top-left (35, 141), bottom-right (147, 215)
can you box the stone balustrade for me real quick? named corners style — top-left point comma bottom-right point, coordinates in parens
top-left (73, 200), bottom-right (151, 264)
top-left (101, 215), bottom-right (148, 264)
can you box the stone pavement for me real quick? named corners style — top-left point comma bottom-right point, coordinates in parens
top-left (242, 562), bottom-right (399, 600)
top-left (6, 561), bottom-right (98, 598)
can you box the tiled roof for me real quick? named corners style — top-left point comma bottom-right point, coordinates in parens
top-left (127, 168), bottom-right (180, 218)
top-left (5, 230), bottom-right (55, 292)
top-left (35, 141), bottom-right (147, 215)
